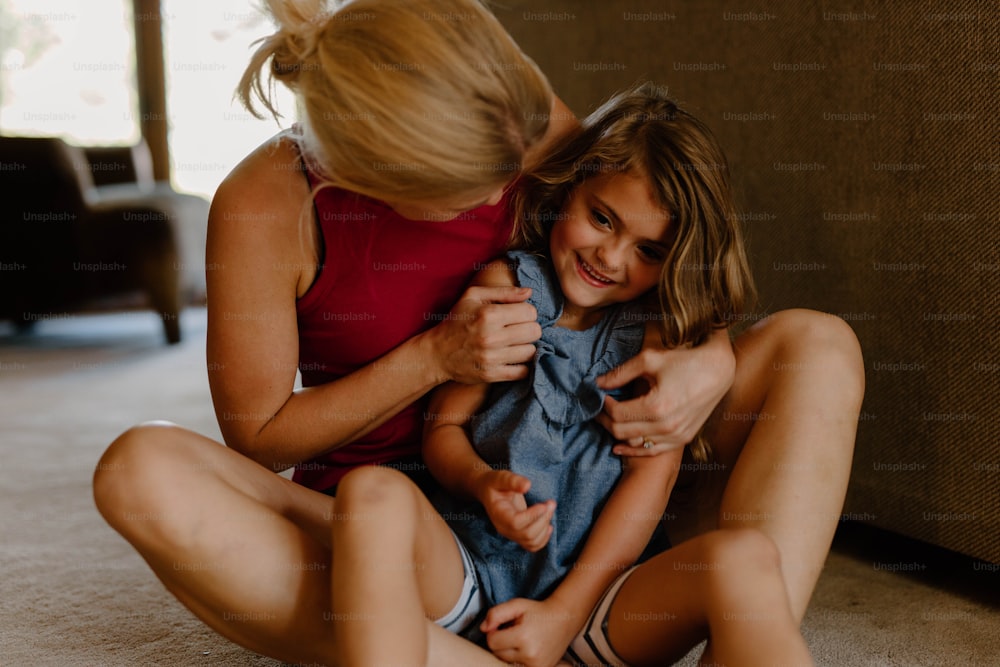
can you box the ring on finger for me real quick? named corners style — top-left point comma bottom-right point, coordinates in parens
top-left (642, 436), bottom-right (654, 450)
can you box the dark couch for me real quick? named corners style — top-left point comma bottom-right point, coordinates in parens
top-left (497, 0), bottom-right (998, 563)
top-left (0, 136), bottom-right (209, 343)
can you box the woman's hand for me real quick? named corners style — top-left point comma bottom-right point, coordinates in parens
top-left (426, 285), bottom-right (541, 384)
top-left (596, 329), bottom-right (736, 456)
top-left (482, 597), bottom-right (577, 667)
top-left (476, 470), bottom-right (554, 552)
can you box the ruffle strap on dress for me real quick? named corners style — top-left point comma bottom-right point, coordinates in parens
top-left (508, 250), bottom-right (646, 427)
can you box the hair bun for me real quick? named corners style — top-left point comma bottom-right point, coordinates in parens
top-left (269, 33), bottom-right (309, 83)
top-left (265, 1), bottom-right (332, 83)
top-left (237, 0), bottom-right (329, 117)
top-left (275, 24), bottom-right (332, 82)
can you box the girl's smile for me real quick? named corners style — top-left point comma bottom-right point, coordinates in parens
top-left (575, 254), bottom-right (617, 287)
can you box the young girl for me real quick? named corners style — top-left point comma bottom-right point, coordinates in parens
top-left (329, 84), bottom-right (814, 667)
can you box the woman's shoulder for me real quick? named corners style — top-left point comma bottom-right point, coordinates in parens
top-left (215, 131), bottom-right (307, 205)
top-left (210, 131), bottom-right (314, 242)
top-left (208, 131), bottom-right (320, 296)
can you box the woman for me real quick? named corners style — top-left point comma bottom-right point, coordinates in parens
top-left (93, 1), bottom-right (863, 664)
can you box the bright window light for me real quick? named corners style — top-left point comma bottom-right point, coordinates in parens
top-left (0, 0), bottom-right (296, 200)
top-left (163, 0), bottom-right (296, 198)
top-left (0, 0), bottom-right (139, 144)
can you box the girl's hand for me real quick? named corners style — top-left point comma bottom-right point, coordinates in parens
top-left (482, 597), bottom-right (577, 667)
top-left (595, 336), bottom-right (735, 456)
top-left (426, 285), bottom-right (541, 385)
top-left (477, 470), bottom-right (554, 552)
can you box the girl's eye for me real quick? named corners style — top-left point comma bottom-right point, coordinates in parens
top-left (637, 245), bottom-right (665, 262)
top-left (591, 209), bottom-right (612, 228)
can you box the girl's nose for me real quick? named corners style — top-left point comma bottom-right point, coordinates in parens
top-left (595, 242), bottom-right (627, 273)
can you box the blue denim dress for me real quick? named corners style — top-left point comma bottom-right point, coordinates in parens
top-left (435, 250), bottom-right (646, 606)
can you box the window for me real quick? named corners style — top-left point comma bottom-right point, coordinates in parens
top-left (0, 0), bottom-right (139, 144)
top-left (162, 0), bottom-right (296, 198)
top-left (0, 0), bottom-right (295, 199)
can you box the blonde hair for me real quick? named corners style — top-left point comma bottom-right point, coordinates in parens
top-left (513, 83), bottom-right (757, 462)
top-left (238, 0), bottom-right (553, 201)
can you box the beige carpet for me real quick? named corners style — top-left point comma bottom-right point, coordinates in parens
top-left (1, 308), bottom-right (997, 666)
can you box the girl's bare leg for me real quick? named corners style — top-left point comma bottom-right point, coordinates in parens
top-left (93, 422), bottom-right (341, 664)
top-left (331, 466), bottom-right (506, 667)
top-left (606, 529), bottom-right (813, 667)
top-left (671, 309), bottom-right (865, 621)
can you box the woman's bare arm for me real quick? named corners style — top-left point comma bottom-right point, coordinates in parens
top-left (422, 259), bottom-right (528, 499)
top-left (206, 138), bottom-right (537, 471)
top-left (597, 326), bottom-right (736, 453)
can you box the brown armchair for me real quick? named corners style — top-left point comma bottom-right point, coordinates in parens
top-left (0, 136), bottom-right (209, 343)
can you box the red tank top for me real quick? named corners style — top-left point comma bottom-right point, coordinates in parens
top-left (293, 165), bottom-right (515, 491)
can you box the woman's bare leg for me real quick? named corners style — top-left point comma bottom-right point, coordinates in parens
top-left (670, 309), bottom-right (865, 621)
top-left (94, 422), bottom-right (508, 666)
top-left (93, 422), bottom-right (340, 664)
top-left (330, 466), bottom-right (506, 667)
top-left (606, 529), bottom-right (813, 667)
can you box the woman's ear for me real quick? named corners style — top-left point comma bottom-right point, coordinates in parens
top-left (522, 95), bottom-right (580, 172)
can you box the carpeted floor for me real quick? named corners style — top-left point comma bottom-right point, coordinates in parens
top-left (1, 307), bottom-right (997, 666)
